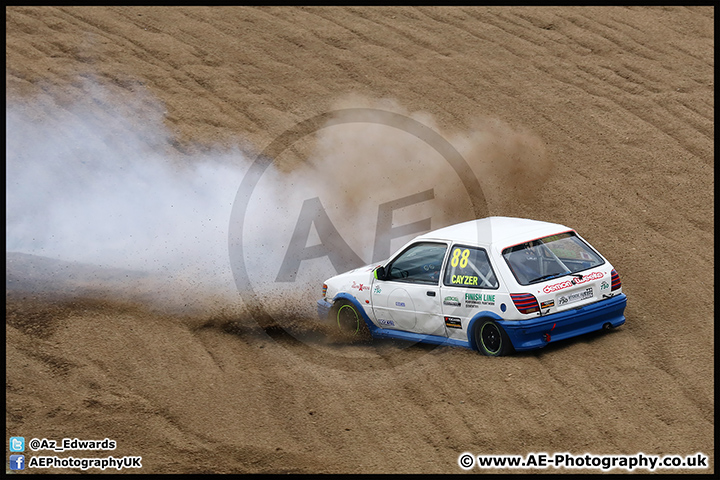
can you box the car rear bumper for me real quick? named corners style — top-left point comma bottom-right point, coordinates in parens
top-left (498, 293), bottom-right (627, 351)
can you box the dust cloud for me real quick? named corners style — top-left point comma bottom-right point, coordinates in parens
top-left (6, 80), bottom-right (248, 316)
top-left (7, 85), bottom-right (550, 322)
top-left (452, 116), bottom-right (552, 208)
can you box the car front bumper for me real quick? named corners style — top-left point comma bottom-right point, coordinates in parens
top-left (497, 293), bottom-right (627, 351)
top-left (317, 298), bottom-right (332, 319)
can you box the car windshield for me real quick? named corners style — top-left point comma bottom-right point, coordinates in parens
top-left (502, 231), bottom-right (605, 285)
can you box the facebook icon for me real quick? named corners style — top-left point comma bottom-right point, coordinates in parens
top-left (10, 454), bottom-right (25, 470)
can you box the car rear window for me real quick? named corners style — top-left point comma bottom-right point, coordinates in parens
top-left (502, 231), bottom-right (605, 285)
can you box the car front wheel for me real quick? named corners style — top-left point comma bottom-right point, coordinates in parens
top-left (475, 319), bottom-right (513, 356)
top-left (333, 300), bottom-right (370, 339)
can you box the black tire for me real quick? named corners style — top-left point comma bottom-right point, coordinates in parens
top-left (474, 319), bottom-right (513, 357)
top-left (333, 300), bottom-right (370, 339)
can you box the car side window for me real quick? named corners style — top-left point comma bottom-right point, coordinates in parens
top-left (443, 245), bottom-right (499, 289)
top-left (385, 242), bottom-right (447, 285)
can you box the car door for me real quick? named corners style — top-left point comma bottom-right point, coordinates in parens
top-left (440, 244), bottom-right (501, 341)
top-left (370, 241), bottom-right (449, 336)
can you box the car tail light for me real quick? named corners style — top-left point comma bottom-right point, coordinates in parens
top-left (510, 293), bottom-right (540, 314)
top-left (610, 269), bottom-right (622, 291)
top-left (322, 284), bottom-right (328, 297)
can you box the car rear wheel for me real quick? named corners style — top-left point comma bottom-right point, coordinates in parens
top-left (333, 300), bottom-right (370, 339)
top-left (475, 319), bottom-right (513, 356)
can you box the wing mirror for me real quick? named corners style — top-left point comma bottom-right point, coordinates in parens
top-left (374, 265), bottom-right (387, 280)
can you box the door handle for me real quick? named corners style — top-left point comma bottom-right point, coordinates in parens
top-left (427, 291), bottom-right (436, 297)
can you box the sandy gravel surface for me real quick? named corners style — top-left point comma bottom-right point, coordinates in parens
top-left (6, 6), bottom-right (713, 474)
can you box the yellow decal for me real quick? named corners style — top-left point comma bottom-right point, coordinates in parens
top-left (450, 248), bottom-right (470, 268)
top-left (451, 274), bottom-right (478, 286)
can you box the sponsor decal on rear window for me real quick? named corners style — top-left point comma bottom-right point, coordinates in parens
top-left (542, 271), bottom-right (604, 293)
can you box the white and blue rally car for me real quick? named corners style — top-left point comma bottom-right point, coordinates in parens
top-left (316, 216), bottom-right (627, 356)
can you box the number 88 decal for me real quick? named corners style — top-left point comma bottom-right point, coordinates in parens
top-left (450, 248), bottom-right (470, 268)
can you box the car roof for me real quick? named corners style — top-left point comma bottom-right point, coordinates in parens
top-left (415, 216), bottom-right (572, 249)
